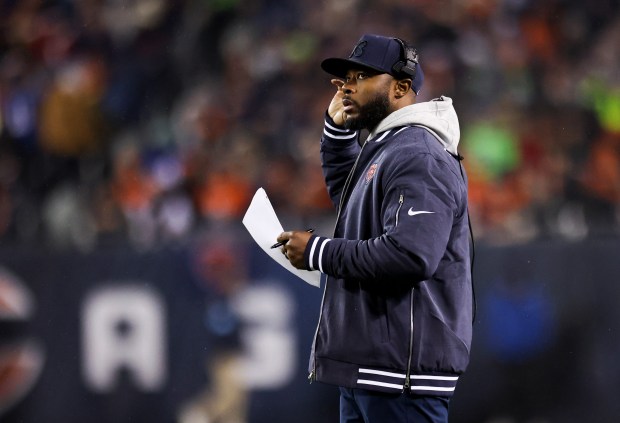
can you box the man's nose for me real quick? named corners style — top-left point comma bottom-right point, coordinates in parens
top-left (342, 81), bottom-right (355, 94)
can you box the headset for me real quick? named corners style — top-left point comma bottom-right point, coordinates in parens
top-left (391, 38), bottom-right (418, 79)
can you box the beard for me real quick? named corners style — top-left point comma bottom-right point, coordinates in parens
top-left (344, 90), bottom-right (391, 131)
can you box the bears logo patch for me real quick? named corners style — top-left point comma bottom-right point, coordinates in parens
top-left (365, 163), bottom-right (378, 184)
top-left (350, 40), bottom-right (367, 58)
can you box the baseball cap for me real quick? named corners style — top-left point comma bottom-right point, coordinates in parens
top-left (321, 34), bottom-right (424, 94)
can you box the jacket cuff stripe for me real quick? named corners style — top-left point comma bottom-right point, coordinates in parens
top-left (307, 237), bottom-right (320, 271)
top-left (306, 236), bottom-right (331, 272)
top-left (323, 128), bottom-right (357, 140)
top-left (323, 119), bottom-right (357, 140)
top-left (317, 238), bottom-right (331, 273)
top-left (324, 120), bottom-right (350, 133)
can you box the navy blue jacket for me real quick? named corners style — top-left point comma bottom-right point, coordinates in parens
top-left (304, 98), bottom-right (473, 397)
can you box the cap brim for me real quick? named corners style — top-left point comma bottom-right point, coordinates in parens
top-left (320, 58), bottom-right (387, 78)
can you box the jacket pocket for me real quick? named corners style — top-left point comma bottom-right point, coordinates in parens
top-left (361, 283), bottom-right (391, 344)
top-left (416, 313), bottom-right (471, 373)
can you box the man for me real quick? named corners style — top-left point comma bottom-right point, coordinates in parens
top-left (277, 34), bottom-right (473, 423)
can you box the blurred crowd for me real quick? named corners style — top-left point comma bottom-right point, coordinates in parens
top-left (0, 0), bottom-right (619, 251)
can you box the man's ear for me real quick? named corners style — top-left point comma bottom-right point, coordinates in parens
top-left (393, 78), bottom-right (413, 98)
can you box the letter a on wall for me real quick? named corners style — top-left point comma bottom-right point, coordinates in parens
top-left (81, 284), bottom-right (167, 392)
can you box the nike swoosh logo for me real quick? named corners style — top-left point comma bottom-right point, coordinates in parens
top-left (408, 208), bottom-right (434, 216)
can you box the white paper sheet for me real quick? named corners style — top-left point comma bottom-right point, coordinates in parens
top-left (242, 188), bottom-right (321, 288)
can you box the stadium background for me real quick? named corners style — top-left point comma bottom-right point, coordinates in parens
top-left (1, 0), bottom-right (619, 422)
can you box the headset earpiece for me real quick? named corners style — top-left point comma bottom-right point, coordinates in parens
top-left (392, 38), bottom-right (418, 79)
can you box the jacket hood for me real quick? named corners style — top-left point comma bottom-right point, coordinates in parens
top-left (367, 96), bottom-right (460, 155)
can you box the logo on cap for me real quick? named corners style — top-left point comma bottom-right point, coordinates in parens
top-left (349, 41), bottom-right (367, 58)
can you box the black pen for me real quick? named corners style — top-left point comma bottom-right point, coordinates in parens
top-left (271, 229), bottom-right (314, 249)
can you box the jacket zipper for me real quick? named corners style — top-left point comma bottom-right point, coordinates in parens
top-left (403, 286), bottom-right (415, 392)
top-left (395, 194), bottom-right (404, 227)
top-left (310, 137), bottom-right (368, 382)
top-left (308, 282), bottom-right (327, 383)
top-left (334, 139), bottom-right (369, 228)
